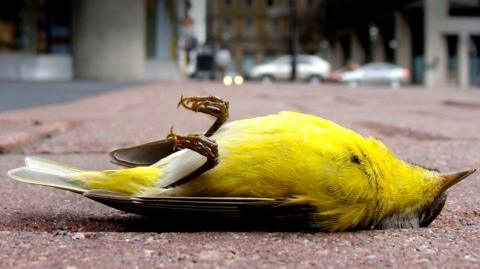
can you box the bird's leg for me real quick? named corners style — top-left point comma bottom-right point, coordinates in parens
top-left (166, 127), bottom-right (218, 178)
top-left (164, 128), bottom-right (218, 187)
top-left (177, 95), bottom-right (229, 137)
top-left (109, 96), bottom-right (227, 167)
top-left (167, 127), bottom-right (218, 161)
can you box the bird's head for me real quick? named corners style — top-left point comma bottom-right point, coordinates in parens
top-left (417, 169), bottom-right (476, 227)
top-left (374, 164), bottom-right (476, 229)
top-left (353, 138), bottom-right (476, 230)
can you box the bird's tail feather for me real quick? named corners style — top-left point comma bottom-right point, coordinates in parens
top-left (8, 157), bottom-right (87, 193)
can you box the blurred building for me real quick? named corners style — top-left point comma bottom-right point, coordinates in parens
top-left (2, 0), bottom-right (480, 87)
top-left (207, 0), bottom-right (323, 76)
top-left (0, 0), bottom-right (206, 81)
top-left (322, 0), bottom-right (480, 87)
top-left (208, 0), bottom-right (480, 87)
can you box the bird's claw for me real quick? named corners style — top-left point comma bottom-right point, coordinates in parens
top-left (178, 95), bottom-right (228, 116)
top-left (166, 128), bottom-right (218, 161)
top-left (177, 95), bottom-right (230, 137)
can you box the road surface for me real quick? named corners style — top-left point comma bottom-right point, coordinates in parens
top-left (0, 81), bottom-right (479, 268)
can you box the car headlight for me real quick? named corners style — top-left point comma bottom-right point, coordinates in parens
top-left (234, 75), bottom-right (244, 85)
top-left (223, 76), bottom-right (233, 86)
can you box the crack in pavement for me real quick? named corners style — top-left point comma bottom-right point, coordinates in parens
top-left (0, 120), bottom-right (78, 154)
top-left (356, 121), bottom-right (452, 141)
top-left (442, 100), bottom-right (480, 110)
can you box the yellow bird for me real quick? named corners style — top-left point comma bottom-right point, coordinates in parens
top-left (8, 96), bottom-right (476, 232)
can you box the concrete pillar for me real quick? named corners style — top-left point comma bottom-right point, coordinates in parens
top-left (457, 32), bottom-right (470, 88)
top-left (424, 0), bottom-right (448, 87)
top-left (372, 34), bottom-right (386, 62)
top-left (155, 0), bottom-right (174, 59)
top-left (332, 40), bottom-right (344, 69)
top-left (351, 34), bottom-right (365, 64)
top-left (190, 0), bottom-right (207, 44)
top-left (73, 0), bottom-right (145, 80)
top-left (20, 0), bottom-right (37, 53)
top-left (394, 12), bottom-right (412, 70)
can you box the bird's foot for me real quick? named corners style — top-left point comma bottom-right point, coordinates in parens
top-left (177, 95), bottom-right (229, 136)
top-left (167, 127), bottom-right (218, 162)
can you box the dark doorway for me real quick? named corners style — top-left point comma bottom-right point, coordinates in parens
top-left (469, 35), bottom-right (480, 86)
top-left (446, 35), bottom-right (459, 85)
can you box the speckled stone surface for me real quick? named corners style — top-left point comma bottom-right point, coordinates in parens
top-left (1, 82), bottom-right (479, 268)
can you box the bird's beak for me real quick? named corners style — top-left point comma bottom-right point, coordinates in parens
top-left (439, 169), bottom-right (476, 193)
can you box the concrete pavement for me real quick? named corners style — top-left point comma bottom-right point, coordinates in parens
top-left (0, 81), bottom-right (479, 268)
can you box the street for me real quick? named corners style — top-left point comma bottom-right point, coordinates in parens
top-left (0, 81), bottom-right (479, 268)
top-left (0, 81), bottom-right (143, 112)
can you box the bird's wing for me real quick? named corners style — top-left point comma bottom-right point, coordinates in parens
top-left (110, 139), bottom-right (175, 167)
top-left (83, 189), bottom-right (316, 226)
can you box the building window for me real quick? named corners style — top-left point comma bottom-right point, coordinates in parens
top-left (244, 18), bottom-right (254, 38)
top-left (269, 19), bottom-right (279, 38)
top-left (306, 0), bottom-right (316, 7)
top-left (449, 0), bottom-right (480, 16)
top-left (222, 19), bottom-right (233, 40)
top-left (267, 0), bottom-right (275, 7)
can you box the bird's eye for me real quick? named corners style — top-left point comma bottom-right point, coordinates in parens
top-left (351, 155), bottom-right (361, 164)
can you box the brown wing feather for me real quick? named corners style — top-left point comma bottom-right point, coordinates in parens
top-left (110, 139), bottom-right (175, 167)
top-left (83, 190), bottom-right (316, 224)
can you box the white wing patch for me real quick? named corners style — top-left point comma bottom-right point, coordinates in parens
top-left (149, 120), bottom-right (238, 188)
top-left (152, 149), bottom-right (207, 188)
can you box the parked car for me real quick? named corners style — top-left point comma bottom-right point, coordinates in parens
top-left (341, 62), bottom-right (410, 87)
top-left (328, 67), bottom-right (348, 82)
top-left (250, 55), bottom-right (331, 83)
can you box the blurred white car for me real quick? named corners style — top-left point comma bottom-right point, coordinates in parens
top-left (341, 62), bottom-right (410, 87)
top-left (250, 55), bottom-right (331, 83)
